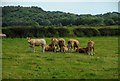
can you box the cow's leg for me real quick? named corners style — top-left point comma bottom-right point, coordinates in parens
top-left (56, 45), bottom-right (59, 52)
top-left (61, 47), bottom-right (64, 52)
top-left (41, 45), bottom-right (45, 53)
top-left (67, 44), bottom-right (71, 52)
top-left (54, 47), bottom-right (56, 52)
top-left (70, 45), bottom-right (73, 52)
top-left (60, 48), bottom-right (62, 52)
top-left (60, 47), bottom-right (64, 52)
top-left (87, 47), bottom-right (90, 55)
top-left (59, 45), bottom-right (62, 52)
top-left (53, 44), bottom-right (56, 52)
top-left (89, 47), bottom-right (92, 55)
top-left (54, 45), bottom-right (58, 52)
top-left (43, 46), bottom-right (45, 53)
top-left (90, 47), bottom-right (94, 55)
top-left (73, 44), bottom-right (75, 50)
top-left (62, 47), bottom-right (64, 52)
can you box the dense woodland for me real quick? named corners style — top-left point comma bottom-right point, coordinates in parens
top-left (2, 6), bottom-right (120, 27)
top-left (2, 6), bottom-right (120, 37)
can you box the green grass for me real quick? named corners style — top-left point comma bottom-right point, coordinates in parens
top-left (2, 37), bottom-right (118, 79)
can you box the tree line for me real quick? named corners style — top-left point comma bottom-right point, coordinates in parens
top-left (2, 6), bottom-right (120, 27)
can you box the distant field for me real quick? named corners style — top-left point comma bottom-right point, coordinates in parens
top-left (2, 37), bottom-right (118, 79)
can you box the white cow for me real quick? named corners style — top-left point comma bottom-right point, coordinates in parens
top-left (0, 34), bottom-right (6, 38)
top-left (27, 37), bottom-right (46, 53)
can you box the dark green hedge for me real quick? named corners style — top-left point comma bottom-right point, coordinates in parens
top-left (73, 28), bottom-right (100, 37)
top-left (2, 27), bottom-right (70, 38)
top-left (98, 28), bottom-right (120, 36)
top-left (2, 27), bottom-right (120, 38)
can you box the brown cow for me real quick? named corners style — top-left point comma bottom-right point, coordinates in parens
top-left (58, 38), bottom-right (66, 52)
top-left (67, 39), bottom-right (79, 52)
top-left (45, 44), bottom-right (55, 52)
top-left (76, 47), bottom-right (88, 53)
top-left (51, 38), bottom-right (59, 52)
top-left (87, 40), bottom-right (95, 55)
top-left (63, 45), bottom-right (68, 52)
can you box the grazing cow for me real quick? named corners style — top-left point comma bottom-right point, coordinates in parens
top-left (0, 33), bottom-right (6, 38)
top-left (87, 40), bottom-right (95, 55)
top-left (45, 44), bottom-right (55, 52)
top-left (76, 47), bottom-right (88, 53)
top-left (63, 45), bottom-right (68, 52)
top-left (58, 38), bottom-right (66, 52)
top-left (67, 39), bottom-right (80, 51)
top-left (51, 38), bottom-right (59, 52)
top-left (27, 37), bottom-right (46, 53)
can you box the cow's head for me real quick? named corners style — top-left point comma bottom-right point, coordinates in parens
top-left (27, 37), bottom-right (31, 43)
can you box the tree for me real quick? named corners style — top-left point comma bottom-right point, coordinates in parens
top-left (104, 19), bottom-right (115, 25)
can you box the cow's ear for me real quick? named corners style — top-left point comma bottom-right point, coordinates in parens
top-left (27, 37), bottom-right (31, 40)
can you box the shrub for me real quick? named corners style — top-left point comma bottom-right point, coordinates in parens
top-left (73, 28), bottom-right (85, 37)
top-left (73, 28), bottom-right (100, 37)
top-left (2, 27), bottom-right (119, 38)
top-left (46, 27), bottom-right (59, 37)
top-left (57, 28), bottom-right (70, 37)
top-left (98, 28), bottom-right (120, 36)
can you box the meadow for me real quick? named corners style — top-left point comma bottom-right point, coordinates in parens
top-left (2, 37), bottom-right (119, 79)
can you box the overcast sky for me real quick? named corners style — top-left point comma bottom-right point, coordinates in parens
top-left (1, 0), bottom-right (119, 15)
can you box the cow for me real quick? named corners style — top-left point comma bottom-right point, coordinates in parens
top-left (67, 39), bottom-right (80, 52)
top-left (45, 44), bottom-right (55, 52)
top-left (76, 47), bottom-right (88, 53)
top-left (58, 38), bottom-right (66, 52)
top-left (0, 33), bottom-right (6, 38)
top-left (27, 37), bottom-right (46, 53)
top-left (87, 40), bottom-right (95, 55)
top-left (63, 45), bottom-right (68, 52)
top-left (51, 38), bottom-right (59, 52)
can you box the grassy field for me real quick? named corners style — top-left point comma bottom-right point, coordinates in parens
top-left (2, 37), bottom-right (118, 79)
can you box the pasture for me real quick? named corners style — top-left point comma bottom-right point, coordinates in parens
top-left (2, 37), bottom-right (118, 79)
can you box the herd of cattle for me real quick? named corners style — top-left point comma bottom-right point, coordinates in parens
top-left (27, 37), bottom-right (95, 55)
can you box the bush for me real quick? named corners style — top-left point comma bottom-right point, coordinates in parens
top-left (46, 27), bottom-right (59, 37)
top-left (2, 27), bottom-right (119, 38)
top-left (98, 28), bottom-right (120, 36)
top-left (2, 28), bottom-right (14, 38)
top-left (57, 28), bottom-right (70, 37)
top-left (73, 28), bottom-right (100, 37)
top-left (73, 28), bottom-right (85, 37)
top-left (2, 27), bottom-right (46, 38)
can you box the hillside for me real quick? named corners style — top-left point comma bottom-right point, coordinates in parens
top-left (2, 6), bottom-right (120, 27)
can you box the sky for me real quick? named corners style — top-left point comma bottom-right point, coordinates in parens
top-left (1, 0), bottom-right (120, 15)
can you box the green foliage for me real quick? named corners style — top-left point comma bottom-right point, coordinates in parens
top-left (73, 28), bottom-right (101, 37)
top-left (57, 28), bottom-right (70, 37)
top-left (2, 26), bottom-right (119, 38)
top-left (2, 6), bottom-right (120, 27)
top-left (98, 28), bottom-right (120, 36)
top-left (46, 27), bottom-right (59, 37)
